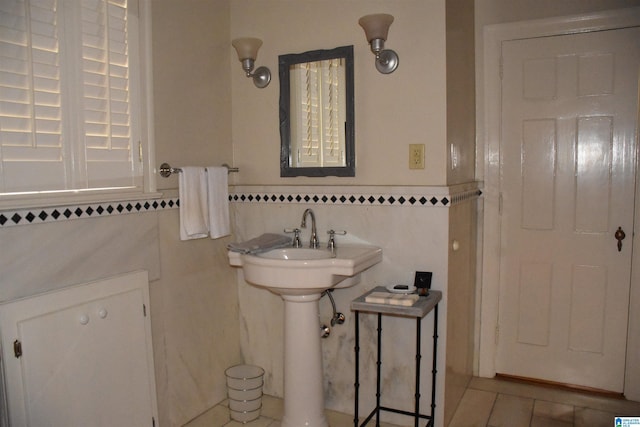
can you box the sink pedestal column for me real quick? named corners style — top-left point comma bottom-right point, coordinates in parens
top-left (280, 293), bottom-right (328, 427)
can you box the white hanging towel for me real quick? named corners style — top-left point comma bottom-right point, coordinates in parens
top-left (206, 166), bottom-right (230, 239)
top-left (179, 167), bottom-right (210, 240)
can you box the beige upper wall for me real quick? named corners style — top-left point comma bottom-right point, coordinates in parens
top-left (231, 0), bottom-right (450, 186)
top-left (153, 0), bottom-right (233, 191)
top-left (446, 0), bottom-right (476, 185)
top-left (149, 1), bottom-right (640, 189)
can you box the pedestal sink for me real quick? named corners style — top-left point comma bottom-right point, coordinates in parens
top-left (228, 244), bottom-right (382, 427)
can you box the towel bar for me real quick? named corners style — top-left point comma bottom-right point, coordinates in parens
top-left (159, 162), bottom-right (239, 178)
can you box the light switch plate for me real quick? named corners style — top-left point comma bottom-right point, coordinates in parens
top-left (409, 144), bottom-right (425, 169)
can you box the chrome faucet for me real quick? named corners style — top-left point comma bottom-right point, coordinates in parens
top-left (301, 208), bottom-right (319, 248)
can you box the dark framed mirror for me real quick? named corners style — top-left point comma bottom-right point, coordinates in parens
top-left (279, 45), bottom-right (355, 177)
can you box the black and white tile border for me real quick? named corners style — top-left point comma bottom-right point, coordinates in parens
top-left (0, 198), bottom-right (180, 228)
top-left (229, 188), bottom-right (481, 207)
top-left (0, 188), bottom-right (481, 228)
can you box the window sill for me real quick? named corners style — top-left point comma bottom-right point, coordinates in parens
top-left (0, 189), bottom-right (164, 211)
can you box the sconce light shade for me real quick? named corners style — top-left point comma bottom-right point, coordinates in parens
top-left (232, 37), bottom-right (262, 61)
top-left (232, 37), bottom-right (271, 88)
top-left (358, 13), bottom-right (394, 42)
top-left (358, 13), bottom-right (399, 74)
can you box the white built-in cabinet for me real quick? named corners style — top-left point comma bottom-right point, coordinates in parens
top-left (0, 270), bottom-right (158, 426)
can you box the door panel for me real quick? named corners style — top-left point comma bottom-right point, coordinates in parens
top-left (497, 27), bottom-right (639, 392)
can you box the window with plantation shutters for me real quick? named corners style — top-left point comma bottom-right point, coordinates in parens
top-left (0, 0), bottom-right (147, 200)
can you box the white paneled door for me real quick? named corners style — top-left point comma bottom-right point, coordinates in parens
top-left (497, 27), bottom-right (640, 392)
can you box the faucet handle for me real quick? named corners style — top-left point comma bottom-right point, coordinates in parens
top-left (326, 230), bottom-right (347, 252)
top-left (284, 228), bottom-right (302, 248)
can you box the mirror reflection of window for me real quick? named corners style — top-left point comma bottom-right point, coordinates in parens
top-left (289, 59), bottom-right (346, 168)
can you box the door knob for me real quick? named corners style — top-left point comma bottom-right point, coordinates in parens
top-left (615, 226), bottom-right (626, 252)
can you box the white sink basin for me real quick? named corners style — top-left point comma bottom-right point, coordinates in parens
top-left (228, 245), bottom-right (382, 295)
top-left (257, 248), bottom-right (333, 260)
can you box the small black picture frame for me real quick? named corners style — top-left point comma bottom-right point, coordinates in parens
top-left (414, 271), bottom-right (433, 289)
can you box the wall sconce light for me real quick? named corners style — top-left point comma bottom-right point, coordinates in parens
top-left (358, 13), bottom-right (399, 74)
top-left (232, 37), bottom-right (271, 88)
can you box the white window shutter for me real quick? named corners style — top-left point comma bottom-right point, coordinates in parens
top-left (81, 0), bottom-right (137, 188)
top-left (0, 0), bottom-right (65, 192)
top-left (321, 59), bottom-right (343, 166)
top-left (0, 0), bottom-right (142, 194)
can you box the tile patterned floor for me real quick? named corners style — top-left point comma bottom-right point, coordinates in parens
top-left (183, 394), bottom-right (405, 427)
top-left (184, 377), bottom-right (640, 427)
top-left (449, 377), bottom-right (640, 427)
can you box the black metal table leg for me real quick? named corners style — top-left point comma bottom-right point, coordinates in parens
top-left (430, 304), bottom-right (439, 426)
top-left (375, 313), bottom-right (382, 427)
top-left (415, 317), bottom-right (422, 427)
top-left (354, 310), bottom-right (360, 427)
